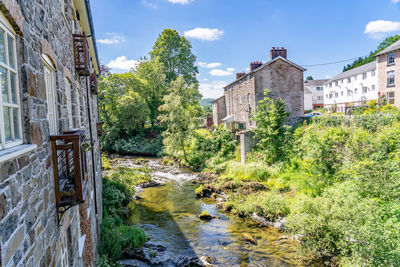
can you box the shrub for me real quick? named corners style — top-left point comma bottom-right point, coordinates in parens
top-left (226, 191), bottom-right (289, 221)
top-left (221, 161), bottom-right (269, 182)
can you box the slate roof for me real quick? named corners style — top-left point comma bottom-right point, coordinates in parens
top-left (325, 61), bottom-right (376, 84)
top-left (304, 79), bottom-right (329, 87)
top-left (376, 39), bottom-right (400, 56)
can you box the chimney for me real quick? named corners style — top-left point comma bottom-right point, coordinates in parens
top-left (250, 61), bottom-right (263, 71)
top-left (270, 47), bottom-right (287, 60)
top-left (236, 72), bottom-right (246, 80)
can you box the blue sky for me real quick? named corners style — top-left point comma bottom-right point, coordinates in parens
top-left (91, 0), bottom-right (400, 99)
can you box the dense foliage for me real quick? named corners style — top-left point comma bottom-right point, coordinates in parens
top-left (343, 35), bottom-right (400, 71)
top-left (98, 167), bottom-right (150, 265)
top-left (195, 91), bottom-right (400, 265)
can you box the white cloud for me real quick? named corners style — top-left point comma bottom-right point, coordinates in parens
top-left (98, 33), bottom-right (126, 45)
top-left (184, 28), bottom-right (224, 41)
top-left (209, 67), bottom-right (235, 77)
top-left (107, 56), bottom-right (138, 71)
top-left (198, 62), bottom-right (222, 69)
top-left (168, 0), bottom-right (193, 4)
top-left (392, 0), bottom-right (400, 3)
top-left (199, 81), bottom-right (227, 98)
top-left (365, 20), bottom-right (400, 38)
top-left (325, 75), bottom-right (332, 79)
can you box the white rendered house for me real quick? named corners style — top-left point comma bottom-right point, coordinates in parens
top-left (324, 61), bottom-right (378, 113)
top-left (304, 79), bottom-right (328, 110)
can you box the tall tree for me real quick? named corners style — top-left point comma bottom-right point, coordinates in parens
top-left (133, 59), bottom-right (167, 126)
top-left (150, 29), bottom-right (199, 84)
top-left (158, 77), bottom-right (201, 164)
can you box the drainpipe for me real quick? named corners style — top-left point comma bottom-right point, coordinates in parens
top-left (85, 77), bottom-right (98, 215)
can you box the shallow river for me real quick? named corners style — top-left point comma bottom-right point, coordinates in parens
top-left (123, 159), bottom-right (304, 266)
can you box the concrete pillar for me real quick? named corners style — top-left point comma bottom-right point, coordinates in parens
top-left (240, 131), bottom-right (256, 163)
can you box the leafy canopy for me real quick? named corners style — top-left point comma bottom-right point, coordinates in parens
top-left (150, 29), bottom-right (199, 84)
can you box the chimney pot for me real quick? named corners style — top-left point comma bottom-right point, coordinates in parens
top-left (270, 46), bottom-right (287, 60)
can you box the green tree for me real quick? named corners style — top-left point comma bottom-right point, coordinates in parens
top-left (306, 76), bottom-right (314, 80)
top-left (252, 89), bottom-right (291, 164)
top-left (150, 29), bottom-right (199, 84)
top-left (158, 77), bottom-right (201, 164)
top-left (133, 59), bottom-right (167, 126)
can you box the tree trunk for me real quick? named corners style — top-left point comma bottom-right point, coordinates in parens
top-left (180, 137), bottom-right (189, 164)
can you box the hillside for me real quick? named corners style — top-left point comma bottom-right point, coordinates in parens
top-left (200, 98), bottom-right (214, 108)
top-left (343, 35), bottom-right (400, 72)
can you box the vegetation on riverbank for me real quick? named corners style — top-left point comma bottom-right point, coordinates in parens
top-left (98, 166), bottom-right (151, 266)
top-left (193, 91), bottom-right (400, 266)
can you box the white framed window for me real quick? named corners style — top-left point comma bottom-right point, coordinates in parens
top-left (64, 77), bottom-right (73, 128)
top-left (388, 53), bottom-right (395, 65)
top-left (347, 78), bottom-right (351, 83)
top-left (362, 73), bottom-right (367, 80)
top-left (387, 91), bottom-right (395, 105)
top-left (0, 16), bottom-right (22, 150)
top-left (387, 71), bottom-right (395, 87)
top-left (354, 88), bottom-right (358, 94)
top-left (371, 70), bottom-right (376, 77)
top-left (372, 85), bottom-right (376, 91)
top-left (43, 55), bottom-right (57, 134)
top-left (362, 87), bottom-right (368, 94)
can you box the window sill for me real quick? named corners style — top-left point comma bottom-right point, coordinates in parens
top-left (387, 63), bottom-right (395, 67)
top-left (387, 84), bottom-right (396, 88)
top-left (0, 144), bottom-right (37, 163)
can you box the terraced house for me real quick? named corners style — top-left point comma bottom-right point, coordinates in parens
top-left (0, 0), bottom-right (102, 266)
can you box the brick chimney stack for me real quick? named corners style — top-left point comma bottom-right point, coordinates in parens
top-left (250, 61), bottom-right (263, 71)
top-left (270, 47), bottom-right (287, 60)
top-left (236, 72), bottom-right (246, 80)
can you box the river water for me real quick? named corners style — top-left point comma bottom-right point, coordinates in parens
top-left (117, 158), bottom-right (304, 266)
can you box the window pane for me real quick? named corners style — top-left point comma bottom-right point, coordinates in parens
top-left (0, 67), bottom-right (7, 103)
top-left (12, 108), bottom-right (20, 140)
top-left (0, 29), bottom-right (5, 64)
top-left (7, 35), bottom-right (15, 69)
top-left (3, 107), bottom-right (11, 141)
top-left (10, 72), bottom-right (17, 104)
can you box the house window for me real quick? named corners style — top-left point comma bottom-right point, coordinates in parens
top-left (335, 81), bottom-right (338, 86)
top-left (372, 85), bottom-right (376, 91)
top-left (371, 70), bottom-right (375, 77)
top-left (316, 87), bottom-right (323, 91)
top-left (362, 87), bottom-right (368, 94)
top-left (362, 73), bottom-right (367, 80)
top-left (388, 53), bottom-right (395, 65)
top-left (247, 93), bottom-right (250, 104)
top-left (329, 83), bottom-right (332, 88)
top-left (65, 78), bottom-right (73, 128)
top-left (43, 55), bottom-right (57, 134)
top-left (387, 92), bottom-right (395, 104)
top-left (0, 20), bottom-right (22, 150)
top-left (387, 71), bottom-right (395, 87)
top-left (354, 88), bottom-right (358, 94)
top-left (347, 90), bottom-right (352, 96)
top-left (341, 91), bottom-right (344, 96)
top-left (347, 78), bottom-right (351, 83)
top-left (354, 75), bottom-right (357, 80)
top-left (335, 92), bottom-right (338, 98)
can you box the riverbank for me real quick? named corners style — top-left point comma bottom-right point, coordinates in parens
top-left (101, 156), bottom-right (308, 266)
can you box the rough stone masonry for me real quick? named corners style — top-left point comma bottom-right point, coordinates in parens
top-left (0, 0), bottom-right (102, 266)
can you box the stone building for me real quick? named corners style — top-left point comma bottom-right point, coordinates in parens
top-left (212, 96), bottom-right (226, 127)
top-left (376, 39), bottom-right (400, 106)
top-left (215, 47), bottom-right (306, 130)
top-left (0, 0), bottom-right (102, 266)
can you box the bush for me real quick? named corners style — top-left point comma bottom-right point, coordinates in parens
top-left (287, 183), bottom-right (400, 266)
top-left (226, 191), bottom-right (290, 221)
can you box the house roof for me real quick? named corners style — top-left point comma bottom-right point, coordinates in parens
top-left (304, 79), bottom-right (329, 87)
top-left (224, 56), bottom-right (307, 89)
top-left (325, 61), bottom-right (376, 84)
top-left (376, 39), bottom-right (400, 56)
top-left (304, 88), bottom-right (313, 94)
top-left (212, 95), bottom-right (225, 103)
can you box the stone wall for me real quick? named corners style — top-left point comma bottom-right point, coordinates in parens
top-left (212, 96), bottom-right (226, 127)
top-left (255, 59), bottom-right (304, 124)
top-left (224, 76), bottom-right (256, 129)
top-left (0, 0), bottom-right (102, 266)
